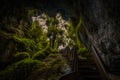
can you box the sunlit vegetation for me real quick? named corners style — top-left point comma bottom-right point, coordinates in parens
top-left (0, 6), bottom-right (88, 79)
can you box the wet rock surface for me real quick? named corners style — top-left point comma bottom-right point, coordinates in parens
top-left (78, 0), bottom-right (120, 74)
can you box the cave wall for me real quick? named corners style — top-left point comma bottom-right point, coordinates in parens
top-left (78, 0), bottom-right (120, 74)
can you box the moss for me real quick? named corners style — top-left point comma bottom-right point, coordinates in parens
top-left (78, 47), bottom-right (89, 57)
top-left (13, 34), bottom-right (35, 51)
top-left (32, 50), bottom-right (47, 60)
top-left (0, 12), bottom-right (81, 80)
top-left (0, 3), bottom-right (73, 80)
top-left (45, 54), bottom-right (66, 68)
top-left (42, 54), bottom-right (66, 79)
top-left (27, 9), bottom-right (38, 20)
top-left (13, 52), bottom-right (30, 61)
top-left (32, 46), bottom-right (59, 60)
top-left (27, 21), bottom-right (44, 40)
top-left (48, 74), bottom-right (61, 80)
top-left (1, 53), bottom-right (66, 80)
top-left (78, 48), bottom-right (88, 53)
top-left (0, 58), bottom-right (46, 80)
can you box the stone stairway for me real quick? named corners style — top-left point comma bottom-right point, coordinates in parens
top-left (77, 58), bottom-right (103, 80)
top-left (58, 56), bottom-right (104, 80)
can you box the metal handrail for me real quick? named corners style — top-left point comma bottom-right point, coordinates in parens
top-left (92, 45), bottom-right (120, 80)
top-left (92, 45), bottom-right (110, 80)
top-left (58, 45), bottom-right (111, 80)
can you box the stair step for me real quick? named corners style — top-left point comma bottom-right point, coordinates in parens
top-left (77, 57), bottom-right (103, 80)
top-left (78, 64), bottom-right (97, 67)
top-left (78, 77), bottom-right (102, 80)
top-left (78, 66), bottom-right (97, 70)
top-left (78, 60), bottom-right (96, 65)
top-left (79, 70), bottom-right (99, 75)
top-left (78, 60), bottom-right (93, 62)
top-left (58, 55), bottom-right (104, 80)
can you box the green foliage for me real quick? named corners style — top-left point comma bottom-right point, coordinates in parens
top-left (12, 20), bottom-right (49, 53)
top-left (27, 9), bottom-right (38, 19)
top-left (45, 53), bottom-right (66, 70)
top-left (48, 25), bottom-right (58, 36)
top-left (78, 48), bottom-right (88, 54)
top-left (76, 18), bottom-right (83, 47)
top-left (1, 5), bottom-right (72, 80)
top-left (27, 21), bottom-right (49, 51)
top-left (32, 50), bottom-right (47, 60)
top-left (47, 16), bottom-right (63, 49)
top-left (68, 18), bottom-right (89, 57)
top-left (27, 21), bottom-right (42, 39)
top-left (13, 34), bottom-right (35, 52)
top-left (78, 47), bottom-right (89, 56)
top-left (0, 58), bottom-right (46, 80)
top-left (1, 13), bottom-right (86, 80)
top-left (68, 20), bottom-right (75, 35)
top-left (14, 52), bottom-right (30, 61)
top-left (48, 74), bottom-right (61, 80)
top-left (32, 46), bottom-right (59, 60)
top-left (43, 54), bottom-right (66, 79)
top-left (0, 53), bottom-right (66, 80)
top-left (68, 18), bottom-right (83, 47)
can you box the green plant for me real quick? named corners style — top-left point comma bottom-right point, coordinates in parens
top-left (32, 46), bottom-right (58, 60)
top-left (13, 52), bottom-right (30, 61)
top-left (0, 58), bottom-right (47, 80)
top-left (13, 34), bottom-right (35, 52)
top-left (32, 50), bottom-right (47, 60)
top-left (27, 9), bottom-right (38, 19)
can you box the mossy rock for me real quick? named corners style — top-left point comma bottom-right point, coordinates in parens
top-left (0, 58), bottom-right (46, 80)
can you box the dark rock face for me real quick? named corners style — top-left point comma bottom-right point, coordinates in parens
top-left (78, 0), bottom-right (120, 74)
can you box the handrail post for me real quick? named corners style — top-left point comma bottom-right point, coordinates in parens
top-left (72, 46), bottom-right (78, 72)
